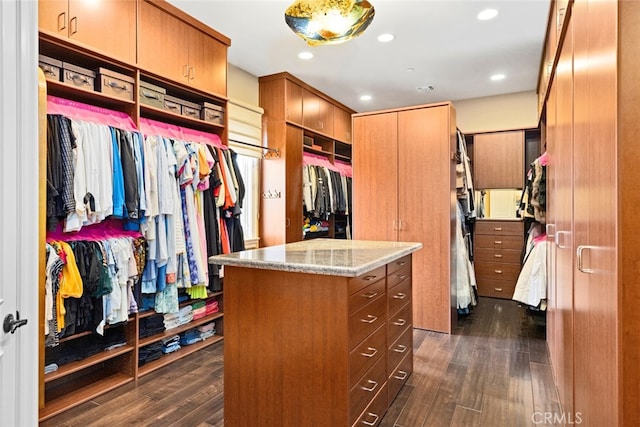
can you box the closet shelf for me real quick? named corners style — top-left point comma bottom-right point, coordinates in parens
top-left (44, 344), bottom-right (135, 383)
top-left (140, 104), bottom-right (225, 132)
top-left (138, 335), bottom-right (223, 377)
top-left (138, 311), bottom-right (224, 347)
top-left (45, 80), bottom-right (136, 110)
top-left (39, 372), bottom-right (134, 421)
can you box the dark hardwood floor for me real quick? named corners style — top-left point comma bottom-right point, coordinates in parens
top-left (40, 297), bottom-right (560, 427)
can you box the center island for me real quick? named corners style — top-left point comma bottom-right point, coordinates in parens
top-left (209, 239), bottom-right (422, 427)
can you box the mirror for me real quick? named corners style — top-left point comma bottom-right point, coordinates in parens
top-left (476, 189), bottom-right (521, 219)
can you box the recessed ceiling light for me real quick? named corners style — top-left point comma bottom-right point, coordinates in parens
top-left (360, 95), bottom-right (372, 101)
top-left (377, 33), bottom-right (395, 42)
top-left (407, 67), bottom-right (415, 72)
top-left (477, 8), bottom-right (498, 21)
top-left (490, 73), bottom-right (506, 81)
top-left (298, 51), bottom-right (313, 60)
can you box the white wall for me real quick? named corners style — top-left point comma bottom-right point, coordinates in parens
top-left (228, 64), bottom-right (260, 106)
top-left (453, 91), bottom-right (539, 133)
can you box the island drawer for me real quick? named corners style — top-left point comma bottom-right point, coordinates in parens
top-left (349, 265), bottom-right (386, 295)
top-left (387, 254), bottom-right (411, 275)
top-left (350, 279), bottom-right (386, 314)
top-left (387, 277), bottom-right (411, 315)
top-left (349, 324), bottom-right (386, 388)
top-left (388, 325), bottom-right (412, 375)
top-left (388, 302), bottom-right (412, 345)
top-left (349, 294), bottom-right (387, 350)
top-left (387, 264), bottom-right (411, 289)
top-left (349, 355), bottom-right (387, 426)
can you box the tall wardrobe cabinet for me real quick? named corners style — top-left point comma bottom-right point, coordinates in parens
top-left (352, 103), bottom-right (456, 333)
top-left (542, 0), bottom-right (640, 425)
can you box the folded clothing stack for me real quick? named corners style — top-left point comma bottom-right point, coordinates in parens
top-left (205, 299), bottom-right (219, 316)
top-left (139, 314), bottom-right (166, 338)
top-left (198, 321), bottom-right (216, 340)
top-left (161, 335), bottom-right (181, 354)
top-left (191, 300), bottom-right (207, 320)
top-left (164, 305), bottom-right (194, 330)
top-left (138, 342), bottom-right (163, 366)
top-left (179, 328), bottom-right (203, 346)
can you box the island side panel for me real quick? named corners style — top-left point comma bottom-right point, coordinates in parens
top-left (223, 266), bottom-right (350, 427)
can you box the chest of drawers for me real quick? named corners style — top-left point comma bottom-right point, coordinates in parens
top-left (474, 219), bottom-right (524, 299)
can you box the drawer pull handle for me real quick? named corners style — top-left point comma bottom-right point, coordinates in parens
top-left (361, 380), bottom-right (378, 392)
top-left (396, 274), bottom-right (408, 280)
top-left (394, 370), bottom-right (409, 380)
top-left (397, 261), bottom-right (407, 266)
top-left (67, 72), bottom-right (90, 87)
top-left (393, 292), bottom-right (407, 299)
top-left (141, 90), bottom-right (159, 100)
top-left (393, 318), bottom-right (407, 326)
top-left (393, 344), bottom-right (407, 353)
top-left (105, 79), bottom-right (130, 92)
top-left (361, 347), bottom-right (378, 358)
top-left (494, 227), bottom-right (503, 231)
top-left (494, 270), bottom-right (503, 274)
top-left (494, 240), bottom-right (503, 245)
top-left (41, 65), bottom-right (56, 75)
top-left (362, 291), bottom-right (378, 299)
top-left (361, 314), bottom-right (378, 324)
top-left (494, 254), bottom-right (503, 258)
top-left (363, 275), bottom-right (378, 281)
top-left (362, 412), bottom-right (379, 426)
top-left (164, 101), bottom-right (179, 111)
top-left (494, 287), bottom-right (503, 292)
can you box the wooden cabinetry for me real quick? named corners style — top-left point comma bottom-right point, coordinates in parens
top-left (473, 130), bottom-right (524, 189)
top-left (138, 0), bottom-right (228, 97)
top-left (333, 105), bottom-right (353, 143)
top-left (473, 219), bottom-right (523, 299)
top-left (259, 72), bottom-right (356, 247)
top-left (221, 250), bottom-right (414, 426)
top-left (39, 0), bottom-right (137, 64)
top-left (352, 103), bottom-right (456, 333)
top-left (38, 0), bottom-right (230, 420)
top-left (544, 1), bottom-right (640, 425)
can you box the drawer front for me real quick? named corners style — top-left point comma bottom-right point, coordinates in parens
top-left (388, 352), bottom-right (412, 407)
top-left (349, 294), bottom-right (387, 350)
top-left (350, 324), bottom-right (386, 388)
top-left (202, 106), bottom-right (225, 124)
top-left (97, 75), bottom-right (134, 101)
top-left (388, 326), bottom-right (412, 375)
top-left (39, 62), bottom-right (61, 82)
top-left (163, 97), bottom-right (182, 115)
top-left (352, 383), bottom-right (387, 427)
top-left (476, 278), bottom-right (517, 299)
top-left (350, 355), bottom-right (387, 426)
top-left (387, 265), bottom-right (411, 290)
top-left (350, 279), bottom-right (386, 314)
top-left (475, 220), bottom-right (523, 236)
top-left (349, 265), bottom-right (386, 295)
top-left (475, 234), bottom-right (523, 250)
top-left (182, 104), bottom-right (201, 120)
top-left (474, 247), bottom-right (521, 264)
top-left (388, 302), bottom-right (412, 345)
top-left (475, 261), bottom-right (521, 282)
top-left (140, 87), bottom-right (165, 109)
top-left (387, 254), bottom-right (411, 275)
top-left (387, 277), bottom-right (411, 316)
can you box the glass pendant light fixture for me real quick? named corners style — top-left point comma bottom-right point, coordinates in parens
top-left (285, 0), bottom-right (375, 46)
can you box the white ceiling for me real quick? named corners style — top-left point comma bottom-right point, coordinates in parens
top-left (167, 0), bottom-right (551, 113)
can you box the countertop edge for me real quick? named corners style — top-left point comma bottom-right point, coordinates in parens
top-left (208, 243), bottom-right (422, 277)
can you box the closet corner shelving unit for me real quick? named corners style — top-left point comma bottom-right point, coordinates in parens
top-left (258, 72), bottom-right (355, 247)
top-left (37, 0), bottom-right (230, 421)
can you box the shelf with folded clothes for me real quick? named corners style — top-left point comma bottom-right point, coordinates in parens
top-left (137, 311), bottom-right (223, 348)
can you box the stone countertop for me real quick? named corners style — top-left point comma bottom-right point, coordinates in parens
top-left (208, 239), bottom-right (423, 277)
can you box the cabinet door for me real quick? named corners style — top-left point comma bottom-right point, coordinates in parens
top-left (38, 0), bottom-right (69, 37)
top-left (333, 106), bottom-right (352, 143)
top-left (138, 0), bottom-right (189, 85)
top-left (302, 89), bottom-right (320, 131)
top-left (352, 112), bottom-right (398, 242)
top-left (317, 96), bottom-right (334, 136)
top-left (285, 80), bottom-right (303, 124)
top-left (285, 126), bottom-right (303, 243)
top-left (68, 0), bottom-right (136, 63)
top-left (187, 27), bottom-right (227, 96)
top-left (398, 106), bottom-right (453, 332)
top-left (474, 130), bottom-right (524, 189)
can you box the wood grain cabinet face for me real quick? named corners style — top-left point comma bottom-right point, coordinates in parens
top-left (285, 80), bottom-right (303, 124)
top-left (138, 0), bottom-right (227, 96)
top-left (39, 0), bottom-right (137, 64)
top-left (333, 105), bottom-right (352, 143)
top-left (473, 220), bottom-right (523, 299)
top-left (473, 130), bottom-right (525, 189)
top-left (302, 89), bottom-right (334, 135)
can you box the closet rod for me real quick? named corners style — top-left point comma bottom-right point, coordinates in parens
top-left (229, 138), bottom-right (280, 158)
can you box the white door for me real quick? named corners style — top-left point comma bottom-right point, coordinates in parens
top-left (0, 0), bottom-right (40, 425)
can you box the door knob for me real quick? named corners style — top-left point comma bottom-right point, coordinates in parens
top-left (3, 311), bottom-right (28, 334)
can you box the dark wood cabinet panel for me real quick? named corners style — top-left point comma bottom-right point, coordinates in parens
top-left (473, 130), bottom-right (524, 189)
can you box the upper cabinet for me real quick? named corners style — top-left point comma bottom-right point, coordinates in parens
top-left (302, 88), bottom-right (334, 135)
top-left (473, 130), bottom-right (524, 189)
top-left (39, 0), bottom-right (137, 64)
top-left (285, 79), bottom-right (303, 123)
top-left (333, 105), bottom-right (352, 143)
top-left (137, 0), bottom-right (229, 96)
